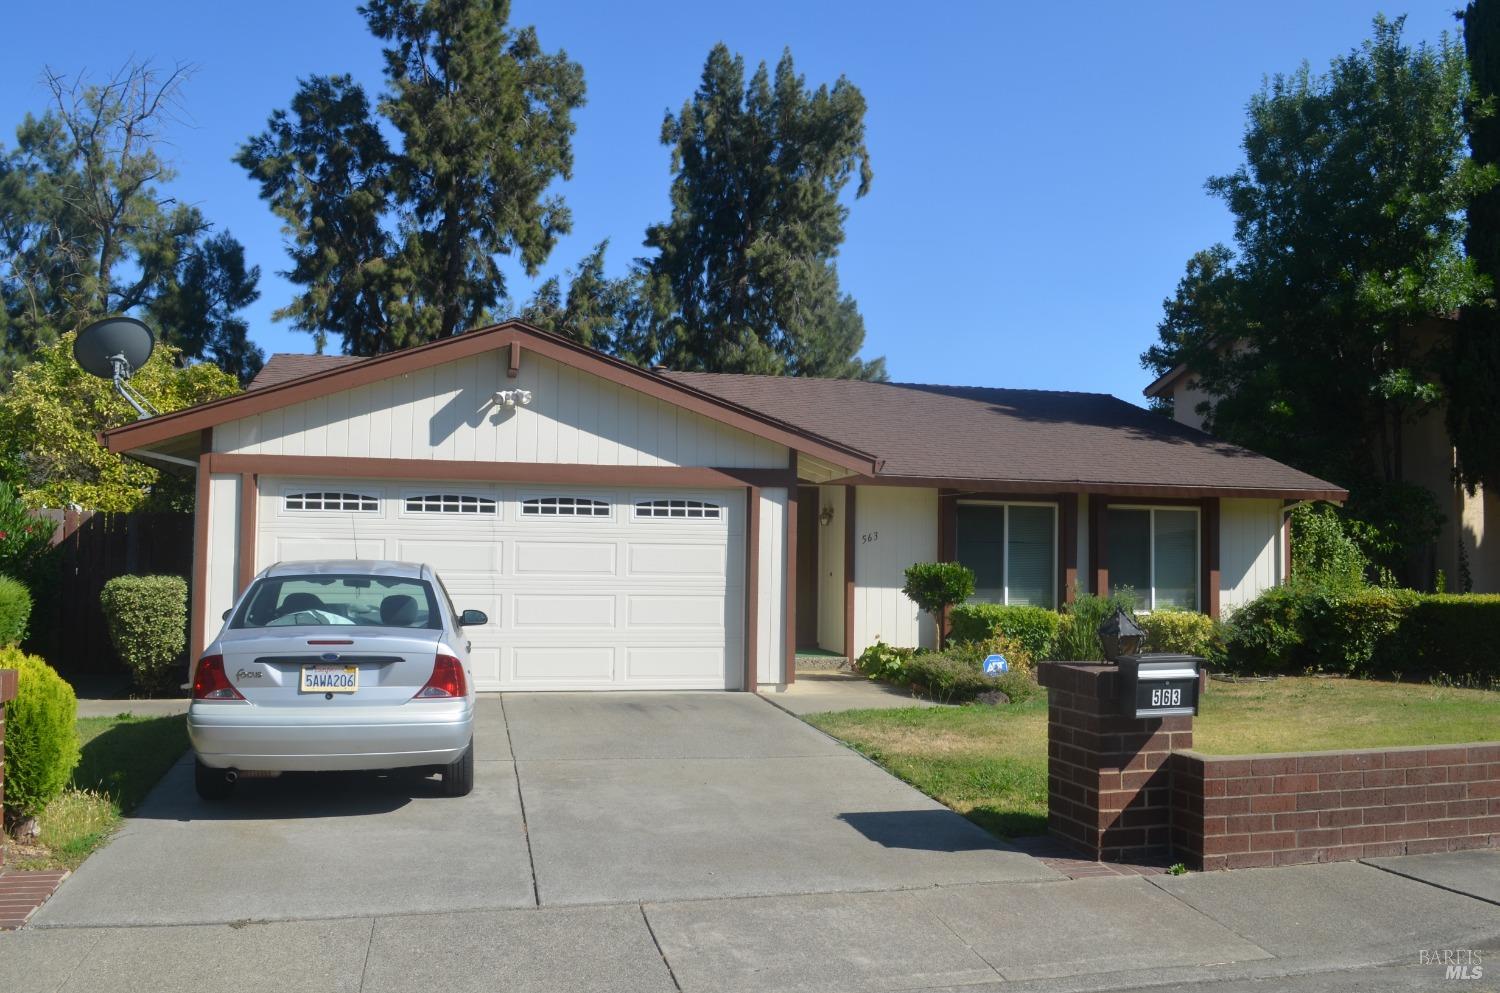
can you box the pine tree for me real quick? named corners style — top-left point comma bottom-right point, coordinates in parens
top-left (238, 0), bottom-right (585, 355)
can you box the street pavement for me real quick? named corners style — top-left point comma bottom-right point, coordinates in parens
top-left (12, 690), bottom-right (1499, 991)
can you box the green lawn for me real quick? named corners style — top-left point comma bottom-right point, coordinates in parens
top-left (8, 713), bottom-right (188, 870)
top-left (805, 676), bottom-right (1500, 841)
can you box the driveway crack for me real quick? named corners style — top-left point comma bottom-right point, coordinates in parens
top-left (638, 903), bottom-right (683, 991)
top-left (356, 917), bottom-right (376, 993)
top-left (500, 693), bottom-right (541, 907)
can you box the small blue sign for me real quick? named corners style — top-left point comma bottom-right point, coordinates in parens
top-left (983, 654), bottom-right (1009, 675)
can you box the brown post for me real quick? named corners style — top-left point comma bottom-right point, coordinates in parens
top-left (745, 486), bottom-right (761, 692)
top-left (1200, 497), bottom-right (1220, 619)
top-left (1088, 496), bottom-right (1109, 596)
top-left (0, 667), bottom-right (16, 866)
top-left (843, 485), bottom-right (856, 661)
top-left (1059, 493), bottom-right (1078, 606)
top-left (1036, 662), bottom-right (1196, 863)
top-left (785, 480), bottom-right (798, 686)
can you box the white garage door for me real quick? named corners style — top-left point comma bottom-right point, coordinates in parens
top-left (256, 479), bottom-right (745, 691)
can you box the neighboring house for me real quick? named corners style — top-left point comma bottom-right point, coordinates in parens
top-left (102, 321), bottom-right (1342, 692)
top-left (1145, 364), bottom-right (1500, 594)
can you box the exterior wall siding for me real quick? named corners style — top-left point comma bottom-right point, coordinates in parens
top-left (816, 485), bottom-right (846, 654)
top-left (852, 486), bottom-right (938, 656)
top-left (756, 488), bottom-right (789, 685)
top-left (1220, 498), bottom-right (1283, 613)
top-left (203, 474), bottom-right (241, 649)
top-left (213, 350), bottom-right (788, 470)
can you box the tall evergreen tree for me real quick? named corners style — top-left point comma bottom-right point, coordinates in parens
top-left (1451, 0), bottom-right (1500, 491)
top-left (238, 0), bottom-right (585, 355)
top-left (0, 63), bottom-right (263, 383)
top-left (1142, 17), bottom-right (1490, 581)
top-left (628, 45), bottom-right (885, 379)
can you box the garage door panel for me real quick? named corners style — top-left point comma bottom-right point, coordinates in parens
top-left (514, 541), bottom-right (617, 576)
top-left (627, 543), bottom-right (726, 576)
top-left (511, 646), bottom-right (615, 683)
top-left (468, 647), bottom-right (502, 688)
top-left (513, 594), bottom-right (616, 628)
top-left (623, 647), bottom-right (726, 681)
top-left (627, 595), bottom-right (726, 628)
top-left (272, 537), bottom-right (389, 562)
top-left (395, 538), bottom-right (501, 573)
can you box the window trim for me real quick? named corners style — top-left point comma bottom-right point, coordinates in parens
top-left (282, 490), bottom-right (380, 514)
top-left (956, 499), bottom-right (1058, 608)
top-left (1106, 504), bottom-right (1202, 612)
top-left (518, 494), bottom-right (613, 520)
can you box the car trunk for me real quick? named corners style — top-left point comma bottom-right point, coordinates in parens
top-left (213, 627), bottom-right (444, 708)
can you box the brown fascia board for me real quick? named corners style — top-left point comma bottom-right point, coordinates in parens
top-left (102, 320), bottom-right (880, 474)
top-left (846, 473), bottom-right (1348, 503)
top-left (1143, 363), bottom-right (1190, 399)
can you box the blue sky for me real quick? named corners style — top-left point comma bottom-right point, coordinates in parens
top-left (0, 2), bottom-right (1461, 402)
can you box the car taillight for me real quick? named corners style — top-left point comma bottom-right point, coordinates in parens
top-left (414, 654), bottom-right (467, 699)
top-left (193, 655), bottom-right (244, 701)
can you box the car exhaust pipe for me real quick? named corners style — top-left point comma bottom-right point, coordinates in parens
top-left (224, 770), bottom-right (239, 784)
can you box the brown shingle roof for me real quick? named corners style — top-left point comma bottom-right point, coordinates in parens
top-left (240, 353), bottom-right (1344, 498)
top-left (248, 353), bottom-right (366, 390)
top-left (663, 372), bottom-right (1343, 498)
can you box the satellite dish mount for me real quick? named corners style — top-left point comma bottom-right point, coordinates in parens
top-left (74, 316), bottom-right (159, 420)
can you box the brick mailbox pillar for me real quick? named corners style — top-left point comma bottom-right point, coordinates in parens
top-left (0, 668), bottom-right (15, 868)
top-left (1036, 662), bottom-right (1198, 863)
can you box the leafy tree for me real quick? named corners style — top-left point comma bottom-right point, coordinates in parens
top-left (0, 62), bottom-right (263, 383)
top-left (1451, 0), bottom-right (1500, 492)
top-left (239, 0), bottom-right (585, 355)
top-left (518, 241), bottom-right (640, 351)
top-left (628, 45), bottom-right (885, 379)
top-left (901, 562), bottom-right (975, 650)
top-left (0, 332), bottom-right (239, 512)
top-left (1142, 17), bottom-right (1490, 582)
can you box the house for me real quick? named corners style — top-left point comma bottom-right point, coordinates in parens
top-left (1145, 363), bottom-right (1500, 594)
top-left (102, 321), bottom-right (1343, 692)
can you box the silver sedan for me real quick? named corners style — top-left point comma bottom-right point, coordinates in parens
top-left (189, 560), bottom-right (487, 801)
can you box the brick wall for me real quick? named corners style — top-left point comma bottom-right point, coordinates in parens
top-left (0, 668), bottom-right (15, 867)
top-left (1038, 662), bottom-right (1197, 863)
top-left (1173, 744), bottom-right (1500, 871)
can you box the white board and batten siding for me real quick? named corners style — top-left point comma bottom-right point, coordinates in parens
top-left (1220, 498), bottom-right (1286, 614)
top-left (211, 349), bottom-right (788, 470)
top-left (851, 486), bottom-right (938, 658)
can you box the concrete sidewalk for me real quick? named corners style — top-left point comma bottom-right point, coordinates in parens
top-left (4, 853), bottom-right (1498, 992)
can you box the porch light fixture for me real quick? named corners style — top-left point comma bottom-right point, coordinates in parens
top-left (819, 504), bottom-right (835, 527)
top-left (1097, 607), bottom-right (1146, 662)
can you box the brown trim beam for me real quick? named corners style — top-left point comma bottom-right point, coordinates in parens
top-left (1059, 492), bottom-right (1078, 605)
top-left (843, 485), bottom-right (856, 662)
top-left (1201, 496), bottom-right (1221, 619)
top-left (237, 472), bottom-right (257, 597)
top-left (205, 453), bottom-right (797, 489)
top-left (1089, 494), bottom-right (1108, 597)
top-left (785, 471), bottom-right (797, 686)
top-left (745, 486), bottom-right (761, 692)
top-left (844, 474), bottom-right (1345, 503)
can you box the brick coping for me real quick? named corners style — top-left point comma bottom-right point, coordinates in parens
top-left (1179, 740), bottom-right (1500, 763)
top-left (0, 869), bottom-right (69, 930)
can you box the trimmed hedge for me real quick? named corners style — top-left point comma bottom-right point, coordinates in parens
top-left (1139, 609), bottom-right (1221, 658)
top-left (949, 604), bottom-right (1060, 660)
top-left (1380, 594), bottom-right (1500, 678)
top-left (1, 647), bottom-right (79, 818)
top-left (100, 575), bottom-right (189, 695)
top-left (0, 573), bottom-right (31, 646)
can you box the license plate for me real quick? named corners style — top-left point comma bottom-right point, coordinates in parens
top-left (300, 664), bottom-right (358, 694)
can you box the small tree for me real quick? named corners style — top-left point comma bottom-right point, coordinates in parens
top-left (901, 562), bottom-right (975, 650)
top-left (100, 575), bottom-right (188, 695)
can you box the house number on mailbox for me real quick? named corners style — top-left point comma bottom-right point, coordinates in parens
top-left (1150, 687), bottom-right (1183, 708)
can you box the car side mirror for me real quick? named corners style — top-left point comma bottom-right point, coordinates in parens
top-left (459, 609), bottom-right (488, 626)
top-left (222, 608), bottom-right (233, 620)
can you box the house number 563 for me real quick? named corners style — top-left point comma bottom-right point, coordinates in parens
top-left (861, 531), bottom-right (879, 545)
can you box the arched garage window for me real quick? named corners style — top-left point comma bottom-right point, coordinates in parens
top-left (634, 499), bottom-right (723, 520)
top-left (284, 492), bottom-right (378, 512)
top-left (404, 494), bottom-right (497, 515)
top-left (520, 496), bottom-right (610, 517)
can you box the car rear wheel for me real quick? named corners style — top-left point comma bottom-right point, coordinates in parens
top-left (443, 739), bottom-right (474, 797)
top-left (195, 759), bottom-right (235, 802)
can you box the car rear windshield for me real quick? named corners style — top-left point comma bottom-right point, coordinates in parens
top-left (232, 575), bottom-right (443, 630)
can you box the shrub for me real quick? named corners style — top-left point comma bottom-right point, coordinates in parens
top-left (1290, 502), bottom-right (1369, 590)
top-left (1139, 609), bottom-right (1220, 659)
top-left (1222, 584), bottom-right (1421, 675)
top-left (902, 562), bottom-right (975, 648)
top-left (903, 651), bottom-right (1001, 704)
top-left (100, 575), bottom-right (188, 695)
top-left (1, 647), bottom-right (79, 819)
top-left (1379, 594), bottom-right (1500, 677)
top-left (948, 603), bottom-right (1060, 660)
top-left (855, 639), bottom-right (916, 683)
top-left (946, 632), bottom-right (1034, 677)
top-left (0, 574), bottom-right (31, 646)
top-left (0, 482), bottom-right (54, 586)
top-left (1053, 590), bottom-right (1138, 661)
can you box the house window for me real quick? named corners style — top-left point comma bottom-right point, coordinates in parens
top-left (520, 496), bottom-right (610, 517)
top-left (284, 492), bottom-right (378, 512)
top-left (634, 499), bottom-right (722, 520)
top-left (955, 503), bottom-right (1057, 608)
top-left (404, 494), bottom-right (497, 515)
top-left (1106, 507), bottom-right (1199, 611)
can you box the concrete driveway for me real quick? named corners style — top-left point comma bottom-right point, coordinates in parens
top-left (35, 693), bottom-right (1056, 926)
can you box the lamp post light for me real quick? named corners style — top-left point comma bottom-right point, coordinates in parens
top-left (1097, 607), bottom-right (1146, 662)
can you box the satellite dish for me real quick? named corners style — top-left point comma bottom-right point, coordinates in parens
top-left (74, 316), bottom-right (159, 419)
